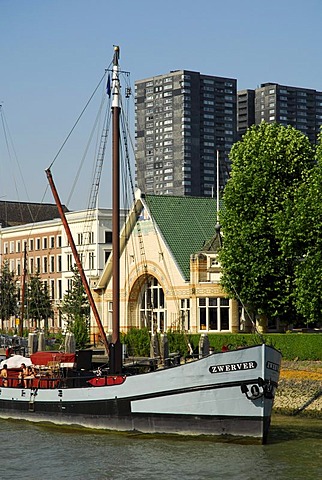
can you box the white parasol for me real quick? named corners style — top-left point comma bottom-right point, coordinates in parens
top-left (0, 355), bottom-right (32, 369)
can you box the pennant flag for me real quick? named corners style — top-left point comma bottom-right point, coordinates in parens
top-left (106, 74), bottom-right (111, 98)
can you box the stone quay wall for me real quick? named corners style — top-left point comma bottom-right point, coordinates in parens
top-left (273, 361), bottom-right (322, 418)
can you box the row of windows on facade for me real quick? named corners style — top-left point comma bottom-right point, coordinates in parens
top-left (18, 277), bottom-right (84, 302)
top-left (144, 142), bottom-right (233, 158)
top-left (138, 293), bottom-right (230, 332)
top-left (145, 141), bottom-right (232, 154)
top-left (145, 131), bottom-right (233, 144)
top-left (257, 101), bottom-right (322, 110)
top-left (143, 83), bottom-right (234, 94)
top-left (143, 115), bottom-right (235, 128)
top-left (3, 235), bottom-right (62, 255)
top-left (143, 151), bottom-right (232, 165)
top-left (6, 295), bottom-right (230, 332)
top-left (2, 231), bottom-right (113, 256)
top-left (261, 88), bottom-right (322, 100)
top-left (144, 129), bottom-right (234, 143)
top-left (141, 86), bottom-right (321, 107)
top-left (258, 104), bottom-right (322, 115)
top-left (144, 143), bottom-right (226, 159)
top-left (275, 98), bottom-right (321, 106)
top-left (145, 181), bottom-right (219, 192)
top-left (239, 104), bottom-right (322, 115)
top-left (145, 121), bottom-right (234, 132)
top-left (141, 128), bottom-right (233, 145)
top-left (2, 232), bottom-right (96, 255)
top-left (140, 94), bottom-right (235, 109)
top-left (144, 160), bottom-right (224, 173)
top-left (141, 100), bottom-right (233, 113)
top-left (258, 112), bottom-right (321, 125)
top-left (8, 251), bottom-right (98, 278)
top-left (140, 90), bottom-right (236, 102)
top-left (138, 75), bottom-right (234, 86)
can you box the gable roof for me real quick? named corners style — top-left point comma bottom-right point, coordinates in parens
top-left (143, 194), bottom-right (219, 280)
top-left (0, 201), bottom-right (68, 227)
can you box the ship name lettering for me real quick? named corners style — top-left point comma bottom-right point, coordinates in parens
top-left (209, 361), bottom-right (257, 374)
top-left (266, 361), bottom-right (279, 372)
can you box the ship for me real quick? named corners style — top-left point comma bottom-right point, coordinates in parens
top-left (0, 46), bottom-right (281, 444)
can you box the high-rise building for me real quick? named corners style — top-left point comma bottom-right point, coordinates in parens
top-left (135, 70), bottom-right (237, 196)
top-left (237, 89), bottom-right (255, 139)
top-left (238, 83), bottom-right (322, 143)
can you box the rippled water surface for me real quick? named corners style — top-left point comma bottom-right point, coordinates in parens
top-left (1, 415), bottom-right (321, 479)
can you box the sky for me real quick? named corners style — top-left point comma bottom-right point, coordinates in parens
top-left (1, 0), bottom-right (321, 210)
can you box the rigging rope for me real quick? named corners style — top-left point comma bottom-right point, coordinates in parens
top-left (0, 105), bottom-right (41, 222)
top-left (47, 68), bottom-right (111, 171)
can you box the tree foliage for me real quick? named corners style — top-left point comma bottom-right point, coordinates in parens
top-left (284, 131), bottom-right (322, 324)
top-left (60, 267), bottom-right (90, 349)
top-left (219, 122), bottom-right (315, 324)
top-left (26, 272), bottom-right (53, 331)
top-left (0, 260), bottom-right (18, 329)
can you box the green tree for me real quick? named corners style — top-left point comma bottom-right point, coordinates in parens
top-left (26, 272), bottom-right (53, 332)
top-left (285, 132), bottom-right (322, 325)
top-left (219, 122), bottom-right (315, 325)
top-left (60, 267), bottom-right (90, 349)
top-left (0, 260), bottom-right (18, 330)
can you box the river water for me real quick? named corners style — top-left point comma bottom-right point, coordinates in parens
top-left (1, 415), bottom-right (321, 480)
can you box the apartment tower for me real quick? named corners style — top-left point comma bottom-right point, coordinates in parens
top-left (238, 83), bottom-right (322, 143)
top-left (135, 70), bottom-right (237, 196)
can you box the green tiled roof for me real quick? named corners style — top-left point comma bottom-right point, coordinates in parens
top-left (144, 195), bottom-right (219, 281)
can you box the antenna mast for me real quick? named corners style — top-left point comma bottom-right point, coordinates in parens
top-left (216, 149), bottom-right (220, 225)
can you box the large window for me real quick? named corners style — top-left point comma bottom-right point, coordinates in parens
top-left (67, 254), bottom-right (73, 271)
top-left (89, 252), bottom-right (95, 270)
top-left (180, 299), bottom-right (190, 331)
top-left (50, 255), bottom-right (55, 273)
top-left (198, 297), bottom-right (229, 331)
top-left (57, 255), bottom-right (62, 272)
top-left (140, 275), bottom-right (166, 333)
top-left (36, 257), bottom-right (41, 273)
top-left (43, 256), bottom-right (48, 273)
top-left (58, 279), bottom-right (62, 300)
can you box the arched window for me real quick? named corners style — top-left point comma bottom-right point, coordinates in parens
top-left (139, 275), bottom-right (166, 333)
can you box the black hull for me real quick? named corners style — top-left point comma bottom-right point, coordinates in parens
top-left (0, 398), bottom-right (270, 443)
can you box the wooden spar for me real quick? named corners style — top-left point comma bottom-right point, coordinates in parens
top-left (45, 168), bottom-right (109, 354)
top-left (109, 45), bottom-right (123, 374)
top-left (112, 92), bottom-right (120, 343)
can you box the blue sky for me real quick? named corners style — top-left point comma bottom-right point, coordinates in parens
top-left (1, 0), bottom-right (321, 210)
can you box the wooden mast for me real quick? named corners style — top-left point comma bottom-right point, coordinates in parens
top-left (109, 45), bottom-right (122, 374)
top-left (45, 168), bottom-right (109, 354)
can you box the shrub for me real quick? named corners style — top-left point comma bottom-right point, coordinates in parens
top-left (121, 331), bottom-right (322, 361)
top-left (121, 328), bottom-right (150, 357)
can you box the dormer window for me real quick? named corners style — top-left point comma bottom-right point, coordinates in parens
top-left (208, 255), bottom-right (220, 269)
